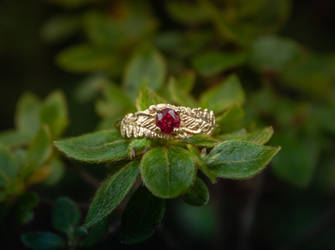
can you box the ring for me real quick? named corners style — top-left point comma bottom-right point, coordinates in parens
top-left (120, 104), bottom-right (215, 139)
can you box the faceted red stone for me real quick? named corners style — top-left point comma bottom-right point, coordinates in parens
top-left (156, 108), bottom-right (180, 134)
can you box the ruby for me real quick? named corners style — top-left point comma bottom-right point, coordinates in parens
top-left (156, 108), bottom-right (180, 134)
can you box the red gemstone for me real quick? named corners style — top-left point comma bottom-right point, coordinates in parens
top-left (156, 108), bottom-right (180, 134)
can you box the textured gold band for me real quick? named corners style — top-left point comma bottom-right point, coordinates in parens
top-left (120, 103), bottom-right (215, 139)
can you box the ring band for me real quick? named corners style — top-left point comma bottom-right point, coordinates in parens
top-left (120, 104), bottom-right (215, 139)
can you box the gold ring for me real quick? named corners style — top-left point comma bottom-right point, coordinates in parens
top-left (120, 104), bottom-right (215, 139)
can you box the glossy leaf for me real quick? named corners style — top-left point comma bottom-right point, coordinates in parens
top-left (192, 51), bottom-right (247, 76)
top-left (41, 91), bottom-right (68, 137)
top-left (52, 197), bottom-right (81, 234)
top-left (200, 75), bottom-right (245, 113)
top-left (15, 93), bottom-right (41, 137)
top-left (205, 141), bottom-right (281, 179)
top-left (21, 232), bottom-right (65, 249)
top-left (123, 48), bottom-right (166, 98)
top-left (120, 186), bottom-right (165, 244)
top-left (140, 147), bottom-right (196, 198)
top-left (54, 130), bottom-right (129, 163)
top-left (135, 86), bottom-right (165, 111)
top-left (84, 161), bottom-right (140, 228)
top-left (182, 177), bottom-right (209, 206)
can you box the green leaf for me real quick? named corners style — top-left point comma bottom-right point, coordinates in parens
top-left (128, 138), bottom-right (151, 158)
top-left (54, 130), bottom-right (129, 163)
top-left (182, 135), bottom-right (219, 147)
top-left (200, 75), bottom-right (245, 113)
top-left (41, 15), bottom-right (81, 43)
top-left (218, 127), bottom-right (274, 145)
top-left (182, 177), bottom-right (209, 206)
top-left (15, 93), bottom-right (41, 137)
top-left (0, 145), bottom-right (19, 189)
top-left (168, 78), bottom-right (197, 107)
top-left (192, 51), bottom-right (247, 76)
top-left (84, 161), bottom-right (140, 228)
top-left (120, 186), bottom-right (165, 244)
top-left (21, 232), bottom-right (65, 249)
top-left (140, 147), bottom-right (196, 199)
top-left (57, 44), bottom-right (115, 73)
top-left (123, 48), bottom-right (166, 98)
top-left (187, 145), bottom-right (216, 183)
top-left (271, 133), bottom-right (320, 187)
top-left (249, 35), bottom-right (300, 72)
top-left (15, 192), bottom-right (40, 225)
top-left (176, 70), bottom-right (196, 93)
top-left (52, 197), bottom-right (81, 234)
top-left (205, 141), bottom-right (281, 179)
top-left (14, 126), bottom-right (53, 184)
top-left (80, 218), bottom-right (108, 248)
top-left (216, 104), bottom-right (245, 125)
top-left (43, 158), bottom-right (65, 186)
top-left (135, 86), bottom-right (166, 111)
top-left (166, 1), bottom-right (211, 25)
top-left (0, 130), bottom-right (32, 148)
top-left (41, 91), bottom-right (68, 137)
top-left (25, 126), bottom-right (53, 168)
top-left (84, 9), bottom-right (156, 49)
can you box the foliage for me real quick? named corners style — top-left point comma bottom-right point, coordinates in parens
top-left (1, 0), bottom-right (335, 249)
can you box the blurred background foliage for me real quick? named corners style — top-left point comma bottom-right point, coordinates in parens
top-left (1, 0), bottom-right (335, 249)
